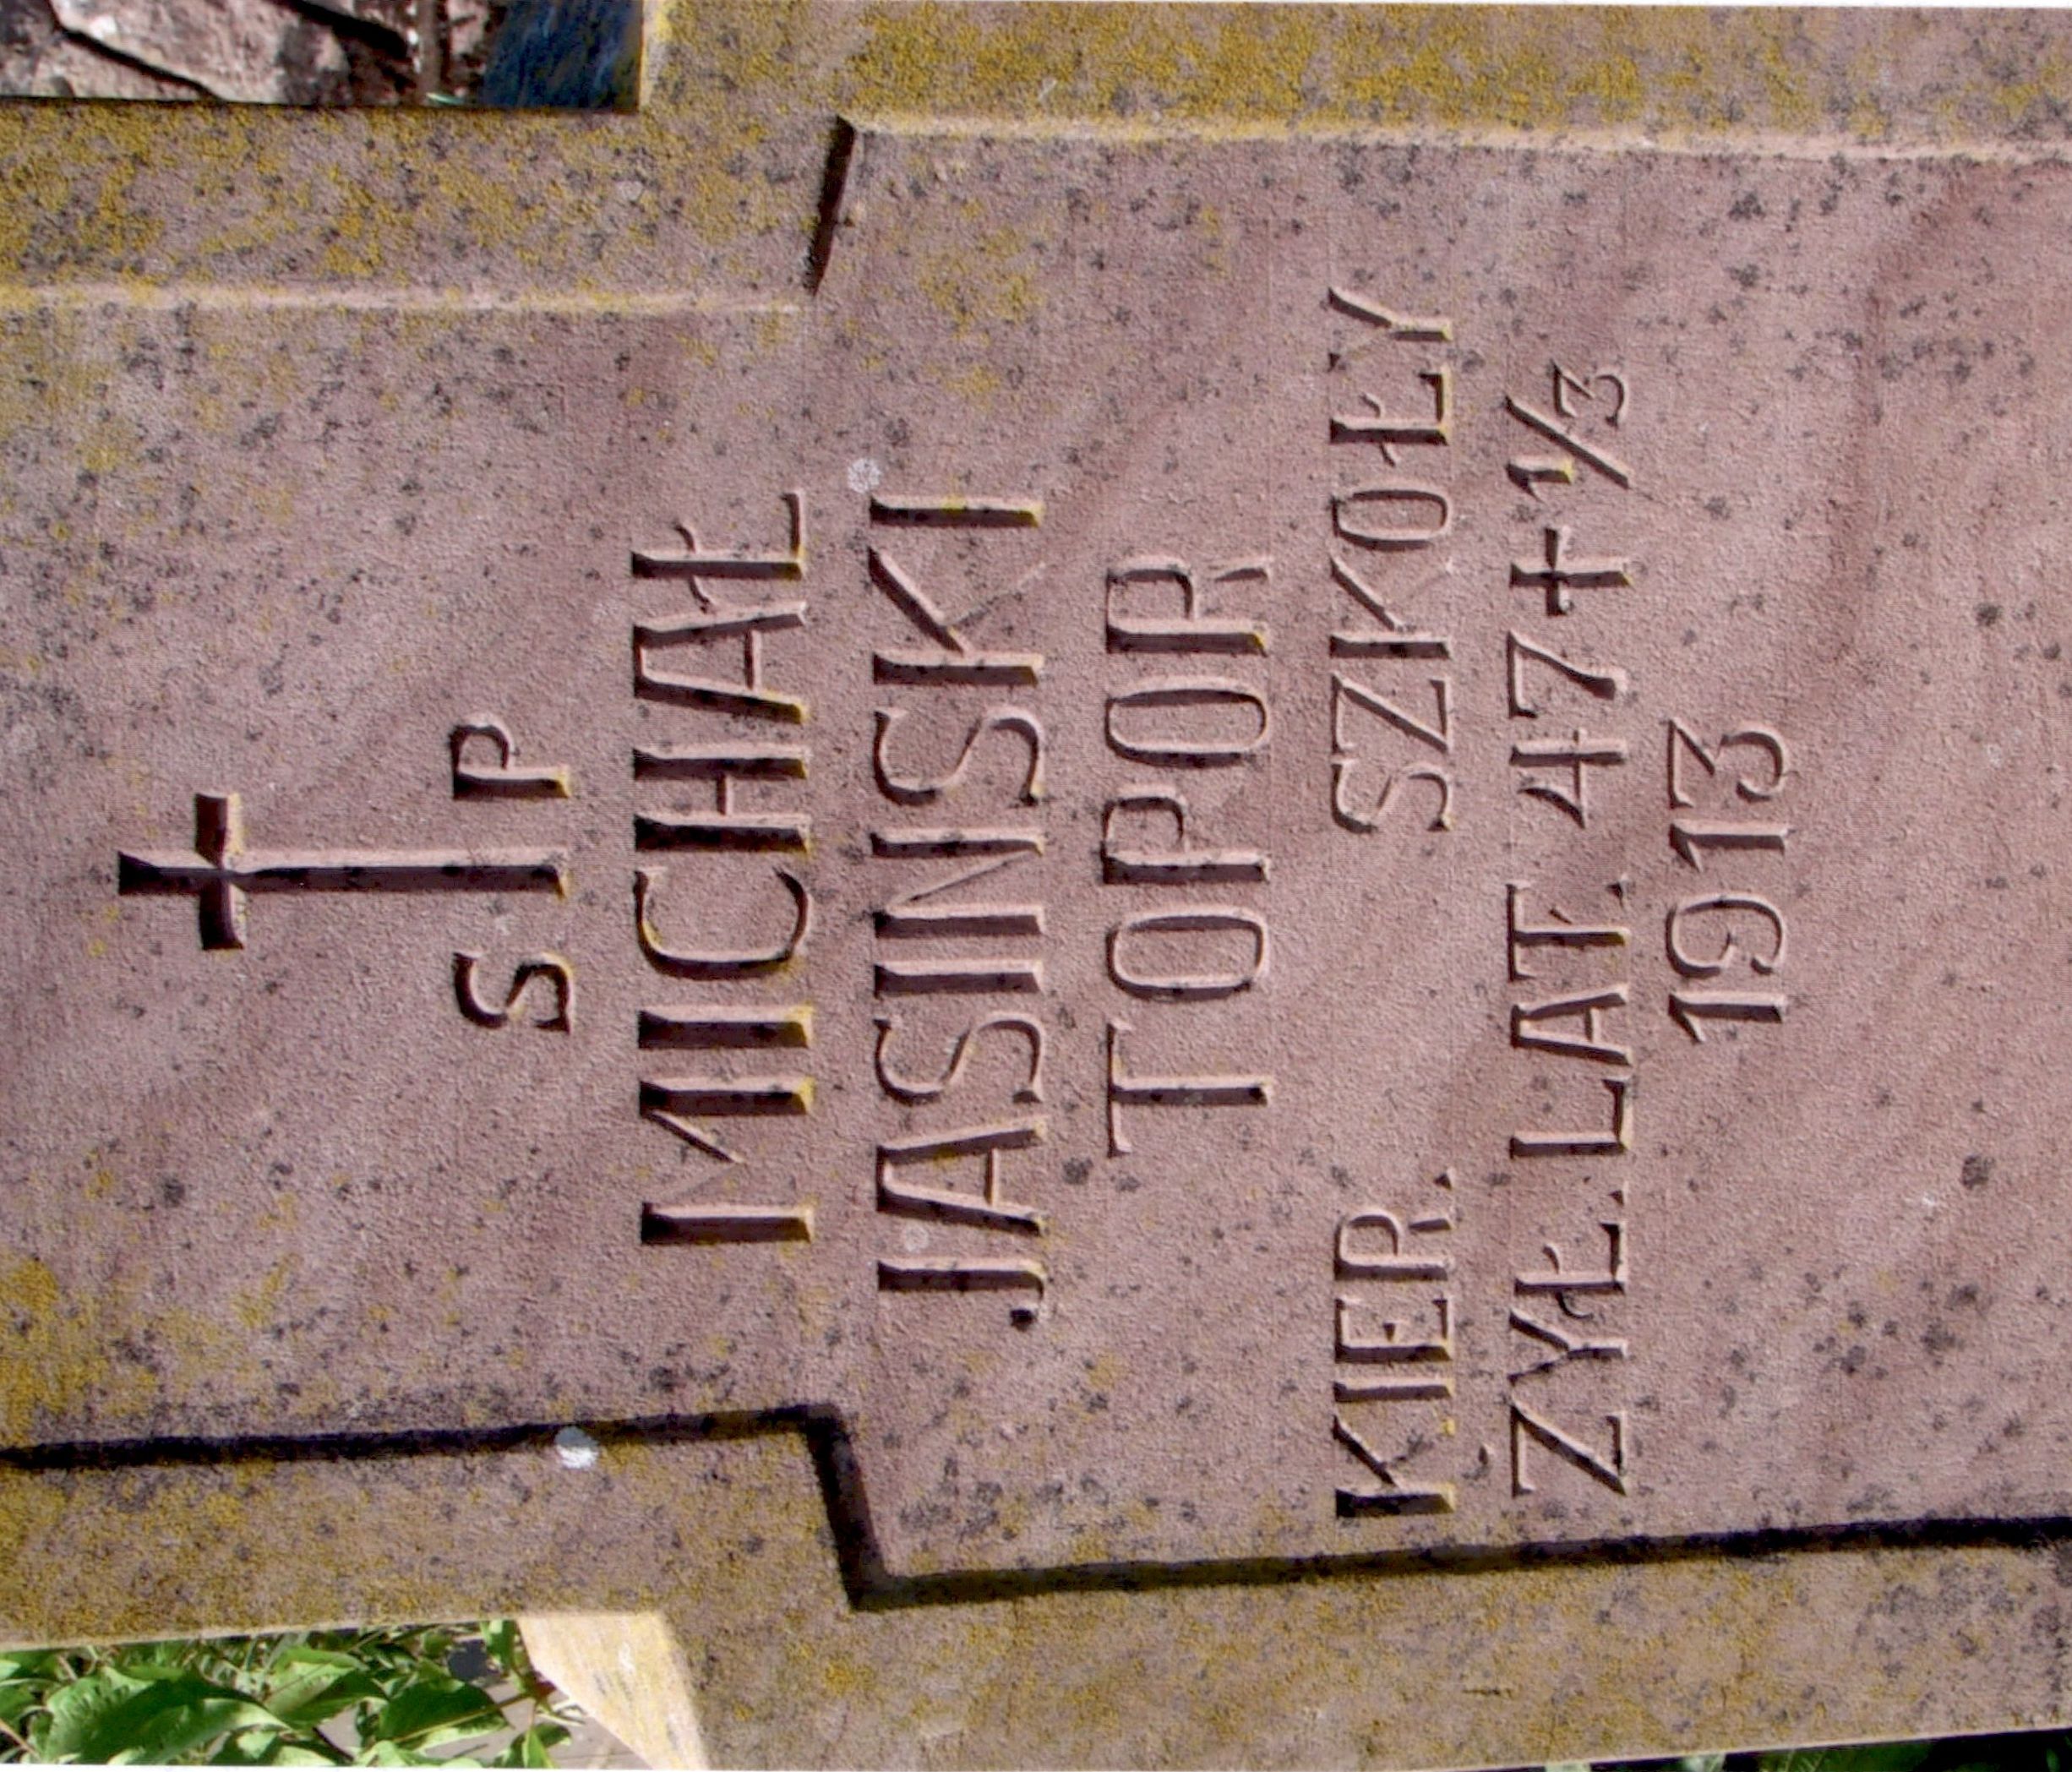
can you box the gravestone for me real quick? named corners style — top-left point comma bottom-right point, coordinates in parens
top-left (8, 5), bottom-right (2072, 1764)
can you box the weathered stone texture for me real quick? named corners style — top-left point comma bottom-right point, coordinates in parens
top-left (7, 8), bottom-right (2072, 1768)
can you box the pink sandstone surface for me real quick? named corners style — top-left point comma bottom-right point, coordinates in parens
top-left (4, 129), bottom-right (2071, 1595)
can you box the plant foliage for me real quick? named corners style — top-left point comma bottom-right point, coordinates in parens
top-left (1586, 1737), bottom-right (2072, 1772)
top-left (0, 1622), bottom-right (575, 1766)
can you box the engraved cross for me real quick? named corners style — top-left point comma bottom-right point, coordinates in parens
top-left (118, 791), bottom-right (569, 951)
top-left (1509, 526), bottom-right (1633, 617)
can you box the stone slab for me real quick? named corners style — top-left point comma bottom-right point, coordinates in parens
top-left (10, 6), bottom-right (2072, 1767)
top-left (11, 116), bottom-right (2072, 1578)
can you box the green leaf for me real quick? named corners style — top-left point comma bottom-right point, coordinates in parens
top-left (354, 1639), bottom-right (447, 1699)
top-left (204, 1728), bottom-right (275, 1766)
top-left (41, 1666), bottom-right (155, 1759)
top-left (0, 1649), bottom-right (62, 1684)
top-left (47, 1668), bottom-right (287, 1764)
top-left (106, 1655), bottom-right (191, 1682)
top-left (264, 1647), bottom-right (384, 1728)
top-left (103, 1692), bottom-right (287, 1764)
top-left (367, 1675), bottom-right (504, 1750)
top-left (0, 1677), bottom-right (54, 1728)
top-left (409, 1630), bottom-right (459, 1670)
top-left (1763, 1747), bottom-right (1935, 1772)
top-left (204, 1730), bottom-right (289, 1767)
top-left (209, 1732), bottom-right (344, 1768)
top-left (481, 1624), bottom-right (521, 1679)
top-left (266, 1646), bottom-right (361, 1675)
top-left (357, 1744), bottom-right (483, 1768)
top-left (488, 1721), bottom-right (570, 1769)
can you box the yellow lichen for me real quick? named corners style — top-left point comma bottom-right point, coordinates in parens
top-left (914, 225), bottom-right (1039, 340)
top-left (0, 1257), bottom-right (158, 1444)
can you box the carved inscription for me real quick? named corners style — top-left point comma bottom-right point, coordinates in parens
top-left (1508, 1202), bottom-right (1630, 1497)
top-left (1313, 292), bottom-right (1780, 1524)
top-left (74, 131), bottom-right (1903, 1590)
top-left (1502, 362), bottom-right (1638, 1162)
top-left (119, 789), bottom-right (568, 953)
top-left (121, 768), bottom-right (575, 1035)
top-left (1498, 357), bottom-right (1641, 1502)
top-left (630, 494), bottom-right (815, 1245)
top-left (1665, 721), bottom-right (1794, 1040)
top-left (105, 234), bottom-right (1827, 1553)
top-left (450, 717), bottom-right (572, 800)
top-left (1101, 557), bottom-right (1274, 1158)
top-left (1333, 1171), bottom-right (1459, 1517)
top-left (1327, 286), bottom-right (1457, 838)
top-left (869, 493), bottom-right (1051, 1324)
top-left (454, 951), bottom-right (575, 1031)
